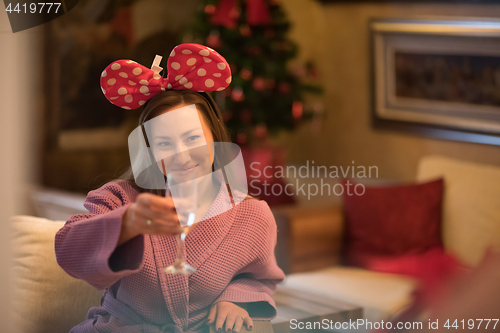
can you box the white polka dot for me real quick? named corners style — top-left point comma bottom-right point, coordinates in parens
top-left (184, 82), bottom-right (193, 89)
top-left (217, 63), bottom-right (226, 70)
top-left (186, 58), bottom-right (196, 66)
top-left (119, 72), bottom-right (128, 78)
top-left (213, 73), bottom-right (221, 77)
top-left (199, 49), bottom-right (210, 56)
top-left (140, 86), bottom-right (149, 94)
top-left (182, 49), bottom-right (192, 54)
top-left (167, 83), bottom-right (172, 89)
top-left (179, 77), bottom-right (188, 85)
top-left (205, 79), bottom-right (214, 88)
top-left (144, 93), bottom-right (150, 96)
top-left (171, 62), bottom-right (181, 70)
top-left (111, 63), bottom-right (121, 70)
top-left (128, 80), bottom-right (137, 86)
top-left (203, 57), bottom-right (212, 63)
top-left (170, 50), bottom-right (176, 57)
top-left (125, 95), bottom-right (133, 103)
top-left (217, 87), bottom-right (224, 91)
top-left (110, 96), bottom-right (118, 100)
top-left (122, 106), bottom-right (131, 110)
top-left (101, 87), bottom-right (106, 94)
top-left (107, 78), bottom-right (116, 85)
top-left (139, 100), bottom-right (146, 106)
top-left (153, 73), bottom-right (161, 80)
top-left (197, 68), bottom-right (206, 76)
top-left (139, 80), bottom-right (148, 85)
top-left (175, 75), bottom-right (183, 81)
top-left (133, 67), bottom-right (142, 75)
top-left (226, 77), bottom-right (232, 84)
top-left (118, 87), bottom-right (128, 95)
top-left (101, 70), bottom-right (107, 77)
top-left (126, 60), bottom-right (136, 64)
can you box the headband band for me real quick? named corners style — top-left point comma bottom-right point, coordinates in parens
top-left (100, 43), bottom-right (232, 110)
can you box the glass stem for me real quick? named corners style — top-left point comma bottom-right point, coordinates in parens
top-left (174, 231), bottom-right (186, 268)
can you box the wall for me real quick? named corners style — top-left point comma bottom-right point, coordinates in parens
top-left (280, 1), bottom-right (500, 181)
top-left (0, 9), bottom-right (42, 332)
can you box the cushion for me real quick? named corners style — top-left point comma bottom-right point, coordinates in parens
top-left (11, 215), bottom-right (103, 333)
top-left (342, 179), bottom-right (444, 268)
top-left (281, 266), bottom-right (418, 324)
top-left (417, 156), bottom-right (500, 267)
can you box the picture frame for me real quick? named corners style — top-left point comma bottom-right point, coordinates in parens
top-left (317, 1), bottom-right (500, 3)
top-left (370, 18), bottom-right (500, 146)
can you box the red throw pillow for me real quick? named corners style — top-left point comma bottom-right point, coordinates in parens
top-left (342, 178), bottom-right (444, 268)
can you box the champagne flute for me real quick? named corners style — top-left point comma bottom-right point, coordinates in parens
top-left (163, 173), bottom-right (198, 275)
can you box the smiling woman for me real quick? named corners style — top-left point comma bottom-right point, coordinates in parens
top-left (55, 60), bottom-right (285, 332)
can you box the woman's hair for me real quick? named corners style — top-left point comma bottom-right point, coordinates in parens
top-left (115, 90), bottom-right (230, 196)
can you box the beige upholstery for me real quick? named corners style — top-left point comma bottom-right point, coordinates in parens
top-left (11, 215), bottom-right (103, 333)
top-left (281, 266), bottom-right (417, 325)
top-left (417, 156), bottom-right (500, 267)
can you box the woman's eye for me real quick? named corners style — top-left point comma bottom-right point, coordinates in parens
top-left (186, 135), bottom-right (200, 143)
top-left (158, 141), bottom-right (171, 147)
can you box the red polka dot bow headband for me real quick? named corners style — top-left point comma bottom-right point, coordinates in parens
top-left (100, 43), bottom-right (232, 110)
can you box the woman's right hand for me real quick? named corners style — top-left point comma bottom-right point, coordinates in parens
top-left (118, 192), bottom-right (182, 246)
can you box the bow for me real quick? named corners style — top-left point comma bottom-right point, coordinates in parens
top-left (100, 43), bottom-right (232, 110)
top-left (210, 0), bottom-right (271, 29)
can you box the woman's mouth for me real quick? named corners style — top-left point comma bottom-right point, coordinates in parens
top-left (172, 164), bottom-right (198, 174)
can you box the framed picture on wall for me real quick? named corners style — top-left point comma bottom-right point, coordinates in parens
top-left (370, 18), bottom-right (500, 146)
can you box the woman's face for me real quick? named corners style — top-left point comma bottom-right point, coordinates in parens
top-left (145, 103), bottom-right (215, 182)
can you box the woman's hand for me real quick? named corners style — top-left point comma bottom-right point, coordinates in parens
top-left (207, 301), bottom-right (253, 332)
top-left (118, 192), bottom-right (183, 246)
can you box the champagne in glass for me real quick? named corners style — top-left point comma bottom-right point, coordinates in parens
top-left (163, 173), bottom-right (198, 275)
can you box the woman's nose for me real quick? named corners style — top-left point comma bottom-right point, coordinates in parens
top-left (174, 148), bottom-right (191, 165)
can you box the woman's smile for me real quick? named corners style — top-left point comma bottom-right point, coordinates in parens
top-left (172, 163), bottom-right (199, 175)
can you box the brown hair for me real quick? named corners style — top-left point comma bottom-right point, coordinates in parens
top-left (116, 90), bottom-right (230, 196)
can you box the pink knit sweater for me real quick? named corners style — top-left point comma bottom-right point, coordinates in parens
top-left (55, 180), bottom-right (285, 333)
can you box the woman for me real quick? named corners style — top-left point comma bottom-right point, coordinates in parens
top-left (55, 44), bottom-right (285, 333)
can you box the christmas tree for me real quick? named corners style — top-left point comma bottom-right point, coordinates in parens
top-left (184, 0), bottom-right (322, 145)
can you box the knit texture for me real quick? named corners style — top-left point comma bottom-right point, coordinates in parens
top-left (55, 180), bottom-right (284, 333)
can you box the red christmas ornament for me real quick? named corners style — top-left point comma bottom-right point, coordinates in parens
top-left (240, 109), bottom-right (252, 123)
top-left (254, 125), bottom-right (267, 138)
top-left (239, 24), bottom-right (252, 37)
top-left (278, 82), bottom-right (291, 94)
top-left (292, 65), bottom-right (307, 78)
top-left (239, 68), bottom-right (252, 81)
top-left (205, 4), bottom-right (216, 14)
top-left (292, 101), bottom-right (303, 119)
top-left (265, 78), bottom-right (276, 90)
top-left (252, 77), bottom-right (265, 91)
top-left (206, 31), bottom-right (222, 49)
top-left (231, 87), bottom-right (245, 102)
top-left (236, 132), bottom-right (247, 145)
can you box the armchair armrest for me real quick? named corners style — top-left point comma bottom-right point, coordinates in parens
top-left (272, 204), bottom-right (344, 274)
top-left (209, 320), bottom-right (273, 333)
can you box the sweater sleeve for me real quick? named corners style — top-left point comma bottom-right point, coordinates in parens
top-left (214, 200), bottom-right (285, 320)
top-left (54, 181), bottom-right (145, 290)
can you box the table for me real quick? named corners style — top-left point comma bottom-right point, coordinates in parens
top-left (271, 286), bottom-right (363, 333)
top-left (209, 286), bottom-right (362, 333)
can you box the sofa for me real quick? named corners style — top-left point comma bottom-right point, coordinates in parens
top-left (274, 155), bottom-right (500, 328)
top-left (10, 155), bottom-right (500, 332)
